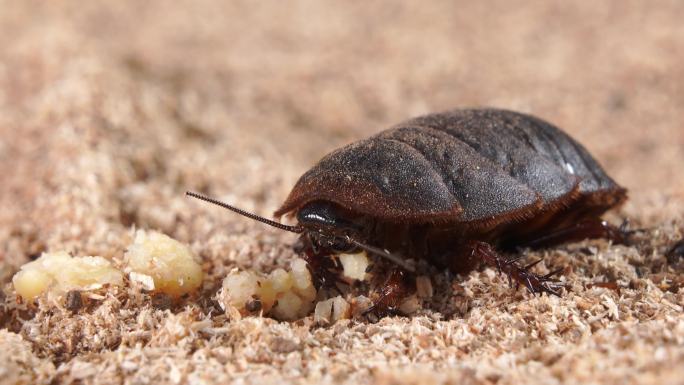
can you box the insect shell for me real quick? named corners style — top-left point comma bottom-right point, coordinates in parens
top-left (188, 108), bottom-right (627, 305)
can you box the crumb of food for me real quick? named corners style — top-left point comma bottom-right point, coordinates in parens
top-left (338, 252), bottom-right (370, 281)
top-left (270, 291), bottom-right (305, 321)
top-left (124, 230), bottom-right (203, 297)
top-left (219, 257), bottom-right (316, 320)
top-left (128, 271), bottom-right (156, 291)
top-left (12, 269), bottom-right (50, 301)
top-left (290, 258), bottom-right (316, 302)
top-left (12, 251), bottom-right (124, 301)
top-left (350, 295), bottom-right (374, 317)
top-left (331, 295), bottom-right (351, 320)
top-left (314, 295), bottom-right (351, 324)
top-left (313, 297), bottom-right (334, 324)
top-left (221, 270), bottom-right (264, 309)
top-left (268, 268), bottom-right (293, 292)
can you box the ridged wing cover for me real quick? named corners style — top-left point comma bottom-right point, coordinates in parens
top-left (407, 109), bottom-right (624, 198)
top-left (276, 109), bottom-right (626, 223)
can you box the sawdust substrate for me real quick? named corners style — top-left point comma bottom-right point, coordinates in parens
top-left (1, 2), bottom-right (683, 384)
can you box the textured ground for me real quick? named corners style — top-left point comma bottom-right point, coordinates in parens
top-left (1, 1), bottom-right (683, 384)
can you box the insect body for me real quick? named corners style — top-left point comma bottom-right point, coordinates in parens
top-left (188, 108), bottom-right (627, 310)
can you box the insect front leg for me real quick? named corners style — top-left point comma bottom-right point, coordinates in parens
top-left (293, 233), bottom-right (344, 292)
top-left (364, 267), bottom-right (413, 317)
top-left (463, 240), bottom-right (564, 296)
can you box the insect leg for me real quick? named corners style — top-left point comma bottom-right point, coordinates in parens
top-left (515, 218), bottom-right (630, 249)
top-left (464, 241), bottom-right (564, 296)
top-left (364, 268), bottom-right (412, 317)
top-left (294, 234), bottom-right (344, 292)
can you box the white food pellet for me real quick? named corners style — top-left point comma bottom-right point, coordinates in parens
top-left (222, 270), bottom-right (261, 309)
top-left (330, 296), bottom-right (351, 321)
top-left (339, 252), bottom-right (370, 281)
top-left (314, 298), bottom-right (334, 324)
top-left (270, 291), bottom-right (304, 321)
top-left (314, 296), bottom-right (352, 324)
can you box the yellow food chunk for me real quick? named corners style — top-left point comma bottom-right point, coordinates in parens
top-left (268, 268), bottom-right (293, 292)
top-left (256, 278), bottom-right (277, 312)
top-left (12, 251), bottom-right (124, 301)
top-left (222, 270), bottom-right (260, 309)
top-left (294, 283), bottom-right (317, 303)
top-left (339, 252), bottom-right (369, 281)
top-left (290, 258), bottom-right (312, 291)
top-left (124, 230), bottom-right (203, 297)
top-left (270, 291), bottom-right (303, 321)
top-left (12, 269), bottom-right (51, 301)
top-left (61, 257), bottom-right (125, 290)
top-left (290, 258), bottom-right (316, 301)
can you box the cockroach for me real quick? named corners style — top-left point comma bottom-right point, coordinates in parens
top-left (188, 108), bottom-right (628, 312)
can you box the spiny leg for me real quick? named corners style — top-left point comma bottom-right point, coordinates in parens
top-left (465, 240), bottom-right (564, 296)
top-left (517, 217), bottom-right (630, 250)
top-left (294, 234), bottom-right (345, 293)
top-left (364, 268), bottom-right (413, 316)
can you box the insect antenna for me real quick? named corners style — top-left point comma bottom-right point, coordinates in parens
top-left (347, 238), bottom-right (416, 272)
top-left (186, 191), bottom-right (303, 233)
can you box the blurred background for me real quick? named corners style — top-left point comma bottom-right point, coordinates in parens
top-left (1, 0), bottom-right (683, 269)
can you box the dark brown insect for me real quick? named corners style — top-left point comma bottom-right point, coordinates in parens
top-left (188, 108), bottom-right (628, 312)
